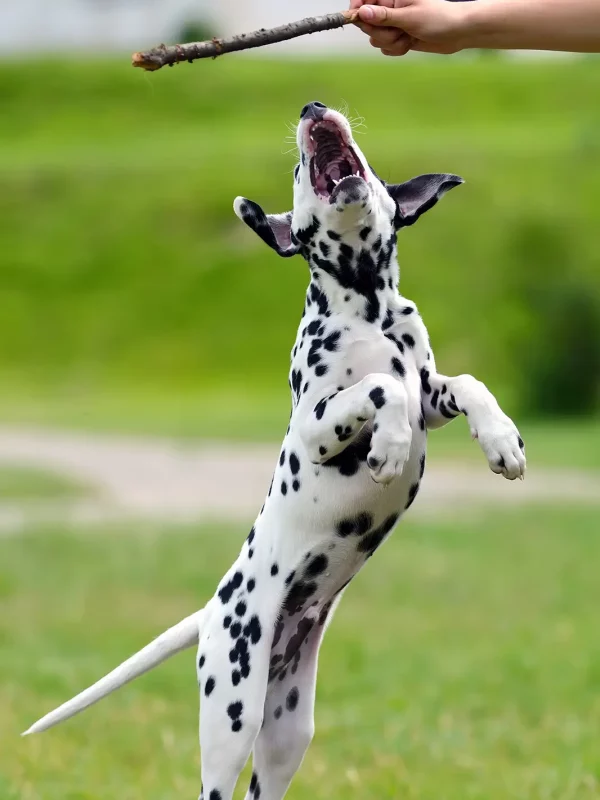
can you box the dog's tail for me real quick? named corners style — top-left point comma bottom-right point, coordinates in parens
top-left (22, 608), bottom-right (205, 736)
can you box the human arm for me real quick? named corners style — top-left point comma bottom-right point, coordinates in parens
top-left (349, 0), bottom-right (600, 56)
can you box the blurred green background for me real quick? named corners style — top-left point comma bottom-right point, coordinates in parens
top-left (1, 51), bottom-right (600, 800)
top-left (1, 56), bottom-right (599, 434)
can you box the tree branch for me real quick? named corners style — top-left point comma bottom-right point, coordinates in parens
top-left (132, 11), bottom-right (359, 71)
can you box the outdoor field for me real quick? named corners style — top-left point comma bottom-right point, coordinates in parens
top-left (0, 54), bottom-right (599, 799)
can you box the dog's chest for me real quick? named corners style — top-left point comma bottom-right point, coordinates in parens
top-left (289, 305), bottom-right (423, 406)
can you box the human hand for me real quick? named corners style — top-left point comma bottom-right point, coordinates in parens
top-left (349, 0), bottom-right (475, 56)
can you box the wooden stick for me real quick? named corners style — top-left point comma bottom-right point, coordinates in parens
top-left (132, 11), bottom-right (359, 71)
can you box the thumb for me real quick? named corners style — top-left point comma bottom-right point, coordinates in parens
top-left (357, 4), bottom-right (406, 25)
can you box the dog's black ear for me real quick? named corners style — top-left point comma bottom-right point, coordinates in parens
top-left (234, 197), bottom-right (299, 258)
top-left (387, 174), bottom-right (464, 229)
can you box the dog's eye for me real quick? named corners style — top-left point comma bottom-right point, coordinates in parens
top-left (294, 165), bottom-right (300, 182)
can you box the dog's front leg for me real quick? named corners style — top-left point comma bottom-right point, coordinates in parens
top-left (299, 373), bottom-right (412, 485)
top-left (421, 366), bottom-right (526, 480)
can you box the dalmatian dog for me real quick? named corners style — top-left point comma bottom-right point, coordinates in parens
top-left (23, 102), bottom-right (526, 800)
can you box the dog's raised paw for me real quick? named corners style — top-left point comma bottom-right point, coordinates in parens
top-left (367, 430), bottom-right (411, 485)
top-left (475, 418), bottom-right (526, 481)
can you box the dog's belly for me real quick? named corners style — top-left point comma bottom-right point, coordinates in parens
top-left (260, 430), bottom-right (425, 682)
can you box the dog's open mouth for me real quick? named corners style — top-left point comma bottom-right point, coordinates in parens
top-left (308, 121), bottom-right (366, 203)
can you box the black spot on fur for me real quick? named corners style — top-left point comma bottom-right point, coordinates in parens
top-left (198, 655), bottom-right (205, 669)
top-left (232, 720), bottom-right (242, 733)
top-left (209, 791), bottom-right (222, 800)
top-left (205, 677), bottom-right (216, 697)
top-left (359, 226), bottom-right (372, 241)
top-left (369, 387), bottom-right (385, 409)
top-left (319, 445), bottom-right (328, 456)
top-left (315, 399), bottom-right (327, 420)
top-left (286, 687), bottom-right (300, 712)
top-left (247, 578), bottom-right (255, 593)
top-left (223, 616), bottom-right (232, 629)
top-left (401, 306), bottom-right (414, 315)
top-left (290, 369), bottom-right (303, 401)
top-left (439, 400), bottom-right (457, 419)
top-left (230, 622), bottom-right (242, 639)
top-left (306, 553), bottom-right (328, 577)
top-left (327, 230), bottom-right (341, 241)
top-left (337, 511), bottom-right (373, 537)
top-left (218, 571), bottom-right (244, 604)
top-left (274, 706), bottom-right (283, 720)
top-left (382, 309), bottom-right (394, 331)
top-left (281, 481), bottom-right (288, 496)
top-left (357, 514), bottom-right (399, 556)
top-left (420, 453), bottom-right (426, 478)
top-left (227, 701), bottom-right (243, 720)
top-left (392, 357), bottom-right (405, 378)
top-left (284, 580), bottom-right (318, 615)
top-left (405, 483), bottom-right (420, 510)
top-left (315, 364), bottom-right (328, 377)
top-left (401, 333), bottom-right (415, 348)
top-left (235, 601), bottom-right (246, 617)
top-left (431, 389), bottom-right (439, 409)
top-left (385, 333), bottom-right (404, 354)
top-left (420, 368), bottom-right (432, 395)
top-left (289, 453), bottom-right (300, 475)
top-left (250, 772), bottom-right (260, 798)
top-left (271, 563), bottom-right (279, 577)
top-left (323, 429), bottom-right (371, 477)
top-left (244, 615), bottom-right (262, 644)
top-left (295, 215), bottom-right (320, 245)
top-left (323, 331), bottom-right (341, 352)
top-left (279, 450), bottom-right (286, 467)
top-left (283, 617), bottom-right (314, 665)
top-left (293, 479), bottom-right (300, 492)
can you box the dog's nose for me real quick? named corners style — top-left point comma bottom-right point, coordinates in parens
top-left (300, 101), bottom-right (327, 121)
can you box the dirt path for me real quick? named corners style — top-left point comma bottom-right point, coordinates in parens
top-left (0, 426), bottom-right (597, 532)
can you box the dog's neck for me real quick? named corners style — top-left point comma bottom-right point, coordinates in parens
top-left (301, 227), bottom-right (399, 325)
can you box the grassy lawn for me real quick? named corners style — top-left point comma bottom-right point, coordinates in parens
top-left (2, 505), bottom-right (600, 798)
top-left (0, 466), bottom-right (89, 502)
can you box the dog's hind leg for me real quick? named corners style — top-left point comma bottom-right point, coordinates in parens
top-left (197, 569), bottom-right (280, 800)
top-left (243, 599), bottom-right (341, 800)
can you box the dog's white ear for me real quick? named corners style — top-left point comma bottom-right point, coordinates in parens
top-left (234, 197), bottom-right (299, 258)
top-left (387, 174), bottom-right (464, 229)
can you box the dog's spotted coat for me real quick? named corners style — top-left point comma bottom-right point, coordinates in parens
top-left (24, 103), bottom-right (526, 800)
top-left (196, 103), bottom-right (525, 800)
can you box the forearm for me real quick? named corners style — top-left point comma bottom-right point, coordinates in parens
top-left (463, 0), bottom-right (600, 52)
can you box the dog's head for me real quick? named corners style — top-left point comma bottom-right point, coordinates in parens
top-left (234, 102), bottom-right (463, 259)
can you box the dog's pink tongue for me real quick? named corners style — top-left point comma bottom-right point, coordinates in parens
top-left (325, 163), bottom-right (342, 182)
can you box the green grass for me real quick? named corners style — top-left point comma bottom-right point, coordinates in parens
top-left (2, 505), bottom-right (600, 798)
top-left (0, 466), bottom-right (88, 501)
top-left (1, 57), bottom-right (599, 413)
